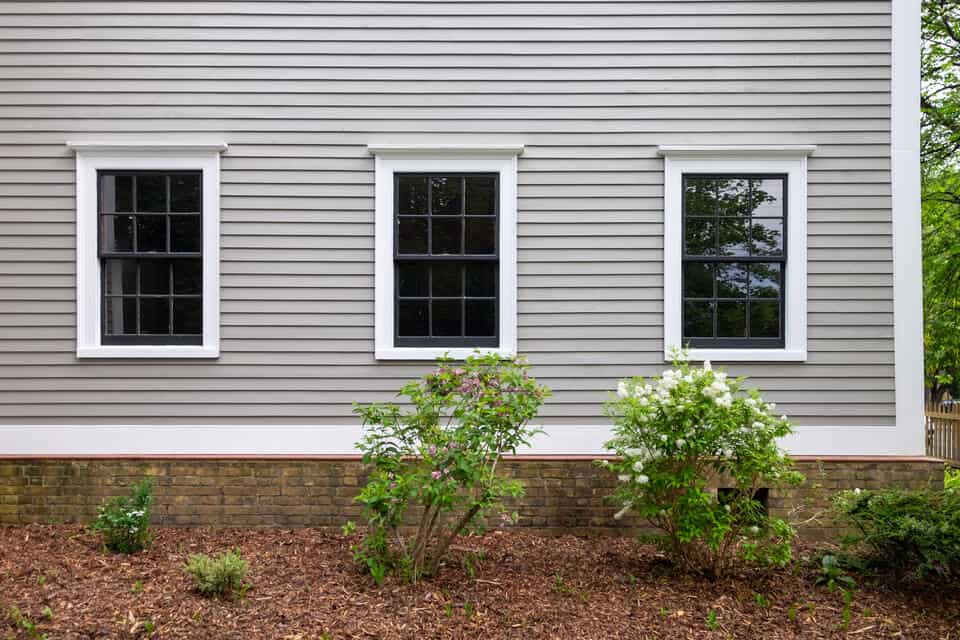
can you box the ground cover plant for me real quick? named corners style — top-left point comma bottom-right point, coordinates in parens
top-left (602, 356), bottom-right (803, 577)
top-left (833, 486), bottom-right (960, 579)
top-left (88, 478), bottom-right (154, 554)
top-left (351, 352), bottom-right (549, 582)
top-left (2, 525), bottom-right (960, 639)
top-left (185, 549), bottom-right (249, 598)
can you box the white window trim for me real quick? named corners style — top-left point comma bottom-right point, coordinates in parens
top-left (658, 145), bottom-right (815, 362)
top-left (369, 144), bottom-right (522, 360)
top-left (68, 141), bottom-right (227, 358)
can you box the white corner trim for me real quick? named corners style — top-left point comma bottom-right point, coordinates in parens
top-left (662, 153), bottom-right (809, 363)
top-left (0, 423), bottom-right (913, 457)
top-left (657, 145), bottom-right (817, 158)
top-left (72, 145), bottom-right (224, 359)
top-left (371, 149), bottom-right (519, 361)
top-left (67, 140), bottom-right (228, 154)
top-left (368, 143), bottom-right (524, 156)
top-left (891, 0), bottom-right (925, 455)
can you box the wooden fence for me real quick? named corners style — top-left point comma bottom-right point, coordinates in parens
top-left (926, 402), bottom-right (960, 464)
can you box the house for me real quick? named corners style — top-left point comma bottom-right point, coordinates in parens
top-left (0, 1), bottom-right (941, 529)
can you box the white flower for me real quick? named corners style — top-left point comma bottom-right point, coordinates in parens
top-left (660, 434), bottom-right (668, 442)
top-left (780, 415), bottom-right (788, 422)
top-left (675, 438), bottom-right (685, 448)
top-left (632, 460), bottom-right (644, 472)
top-left (703, 360), bottom-right (712, 371)
top-left (625, 448), bottom-right (644, 457)
top-left (853, 488), bottom-right (862, 495)
top-left (766, 402), bottom-right (776, 412)
top-left (745, 398), bottom-right (757, 407)
top-left (715, 393), bottom-right (733, 408)
top-left (635, 474), bottom-right (649, 485)
top-left (751, 421), bottom-right (764, 429)
top-left (638, 397), bottom-right (649, 406)
top-left (617, 381), bottom-right (629, 398)
top-left (748, 525), bottom-right (760, 535)
top-left (617, 474), bottom-right (631, 483)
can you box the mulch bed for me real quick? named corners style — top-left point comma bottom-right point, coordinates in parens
top-left (1, 525), bottom-right (958, 639)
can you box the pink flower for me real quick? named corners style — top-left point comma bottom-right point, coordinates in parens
top-left (431, 470), bottom-right (442, 480)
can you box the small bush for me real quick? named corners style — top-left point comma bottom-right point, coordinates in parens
top-left (945, 466), bottom-right (959, 492)
top-left (602, 354), bottom-right (803, 578)
top-left (833, 487), bottom-right (960, 578)
top-left (352, 352), bottom-right (550, 582)
top-left (89, 479), bottom-right (154, 554)
top-left (185, 549), bottom-right (248, 597)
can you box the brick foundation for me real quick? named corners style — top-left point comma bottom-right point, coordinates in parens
top-left (0, 457), bottom-right (944, 538)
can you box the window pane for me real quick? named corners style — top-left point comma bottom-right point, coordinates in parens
top-left (398, 176), bottom-right (428, 215)
top-left (101, 215), bottom-right (134, 253)
top-left (750, 301), bottom-right (781, 338)
top-left (173, 299), bottom-right (203, 334)
top-left (136, 216), bottom-right (167, 252)
top-left (103, 260), bottom-right (137, 296)
top-left (465, 218), bottom-right (496, 255)
top-left (718, 218), bottom-right (749, 256)
top-left (170, 216), bottom-right (201, 252)
top-left (100, 174), bottom-right (133, 213)
top-left (140, 260), bottom-right (169, 295)
top-left (170, 174), bottom-right (201, 212)
top-left (752, 178), bottom-right (783, 217)
top-left (684, 178), bottom-right (716, 216)
top-left (139, 298), bottom-right (170, 334)
top-left (465, 300), bottom-right (496, 336)
top-left (716, 263), bottom-right (748, 298)
top-left (682, 262), bottom-right (713, 298)
top-left (432, 263), bottom-right (462, 297)
top-left (749, 264), bottom-right (781, 299)
top-left (466, 263), bottom-right (497, 297)
top-left (397, 263), bottom-right (428, 297)
top-left (717, 301), bottom-right (747, 337)
top-left (432, 300), bottom-right (462, 336)
top-left (105, 297), bottom-right (137, 334)
top-left (432, 218), bottom-right (461, 254)
top-left (397, 217), bottom-right (428, 254)
top-left (431, 176), bottom-right (462, 215)
top-left (465, 176), bottom-right (496, 214)
top-left (716, 178), bottom-right (751, 216)
top-left (750, 219), bottom-right (783, 257)
top-left (684, 218), bottom-right (716, 256)
top-left (398, 300), bottom-right (428, 336)
top-left (136, 174), bottom-right (167, 212)
top-left (683, 301), bottom-right (714, 338)
top-left (173, 260), bottom-right (202, 295)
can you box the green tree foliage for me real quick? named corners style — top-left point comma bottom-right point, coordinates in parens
top-left (922, 1), bottom-right (960, 401)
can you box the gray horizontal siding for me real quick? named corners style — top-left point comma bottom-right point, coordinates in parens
top-left (0, 0), bottom-right (895, 427)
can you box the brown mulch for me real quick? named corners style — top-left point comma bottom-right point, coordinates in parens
top-left (0, 525), bottom-right (958, 639)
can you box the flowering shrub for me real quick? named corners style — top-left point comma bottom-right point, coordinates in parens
top-left (352, 353), bottom-right (550, 582)
top-left (833, 487), bottom-right (960, 578)
top-left (90, 478), bottom-right (154, 554)
top-left (602, 356), bottom-right (802, 577)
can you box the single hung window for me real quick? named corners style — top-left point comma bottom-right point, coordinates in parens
top-left (98, 171), bottom-right (204, 345)
top-left (394, 174), bottom-right (499, 348)
top-left (682, 175), bottom-right (786, 349)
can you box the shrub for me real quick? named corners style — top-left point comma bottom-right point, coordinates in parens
top-left (352, 352), bottom-right (550, 582)
top-left (945, 466), bottom-right (959, 492)
top-left (833, 487), bottom-right (960, 578)
top-left (185, 549), bottom-right (249, 597)
top-left (89, 478), bottom-right (154, 554)
top-left (602, 355), bottom-right (802, 578)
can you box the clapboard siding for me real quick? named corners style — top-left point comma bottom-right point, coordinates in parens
top-left (0, 1), bottom-right (895, 427)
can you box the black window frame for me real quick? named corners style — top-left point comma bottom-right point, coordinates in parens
top-left (97, 169), bottom-right (204, 346)
top-left (681, 173), bottom-right (787, 349)
top-left (393, 172), bottom-right (500, 348)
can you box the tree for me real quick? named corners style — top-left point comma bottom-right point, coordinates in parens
top-left (921, 1), bottom-right (960, 402)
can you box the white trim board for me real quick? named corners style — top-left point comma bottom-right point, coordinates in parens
top-left (890, 0), bottom-right (926, 455)
top-left (369, 144), bottom-right (522, 360)
top-left (71, 143), bottom-right (226, 359)
top-left (0, 424), bottom-right (914, 457)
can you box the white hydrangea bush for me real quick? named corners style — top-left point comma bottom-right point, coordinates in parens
top-left (601, 355), bottom-right (803, 577)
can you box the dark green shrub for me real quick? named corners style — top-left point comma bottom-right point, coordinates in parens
top-left (185, 549), bottom-right (248, 598)
top-left (833, 488), bottom-right (960, 578)
top-left (89, 479), bottom-right (154, 553)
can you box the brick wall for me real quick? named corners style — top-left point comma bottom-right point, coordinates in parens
top-left (0, 458), bottom-right (944, 538)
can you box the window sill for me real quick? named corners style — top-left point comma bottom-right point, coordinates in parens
top-left (375, 346), bottom-right (516, 361)
top-left (666, 348), bottom-right (807, 363)
top-left (77, 345), bottom-right (219, 359)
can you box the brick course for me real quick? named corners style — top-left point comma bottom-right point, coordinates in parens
top-left (0, 458), bottom-right (944, 538)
